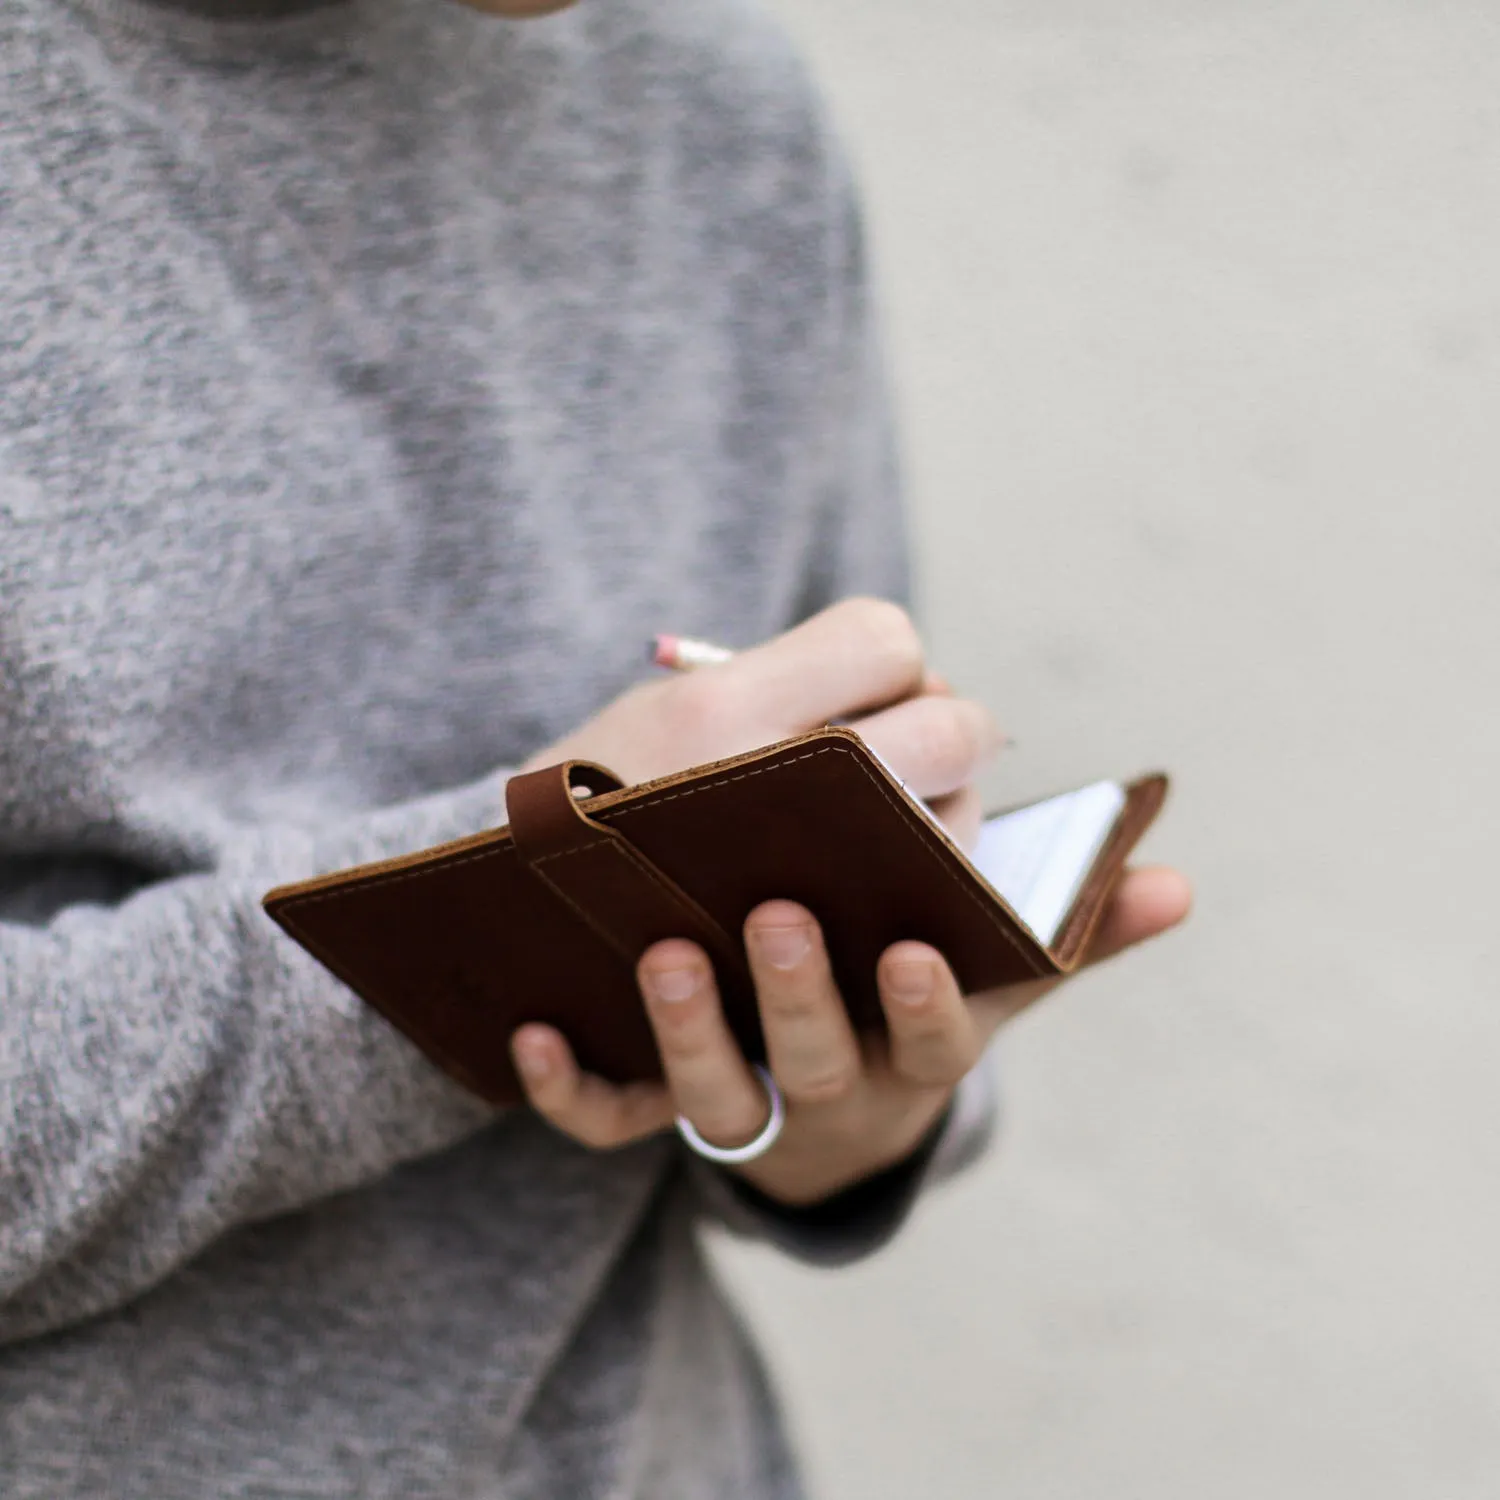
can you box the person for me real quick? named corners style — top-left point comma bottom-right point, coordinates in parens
top-left (0, 0), bottom-right (1191, 1493)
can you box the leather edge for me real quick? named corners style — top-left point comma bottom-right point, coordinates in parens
top-left (1048, 771), bottom-right (1171, 972)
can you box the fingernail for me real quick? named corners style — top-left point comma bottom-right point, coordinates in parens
top-left (885, 960), bottom-right (934, 1006)
top-left (751, 924), bottom-right (811, 970)
top-left (648, 966), bottom-right (700, 1004)
top-left (515, 1039), bottom-right (551, 1080)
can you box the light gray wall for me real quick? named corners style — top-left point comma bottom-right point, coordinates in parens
top-left (712, 4), bottom-right (1500, 1496)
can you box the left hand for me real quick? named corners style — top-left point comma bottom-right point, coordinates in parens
top-left (510, 864), bottom-right (1191, 1206)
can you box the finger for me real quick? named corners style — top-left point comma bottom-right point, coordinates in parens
top-left (636, 939), bottom-right (772, 1149)
top-left (929, 784), bottom-right (983, 851)
top-left (965, 864), bottom-right (1195, 1034)
top-left (850, 694), bottom-right (1004, 800)
top-left (511, 1024), bottom-right (675, 1148)
top-left (718, 597), bottom-right (926, 731)
top-left (743, 901), bottom-right (863, 1106)
top-left (877, 941), bottom-right (984, 1088)
top-left (1083, 865), bottom-right (1193, 963)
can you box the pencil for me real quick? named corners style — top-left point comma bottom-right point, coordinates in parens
top-left (650, 634), bottom-right (735, 671)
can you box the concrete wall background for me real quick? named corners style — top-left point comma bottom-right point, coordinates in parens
top-left (710, 4), bottom-right (1500, 1496)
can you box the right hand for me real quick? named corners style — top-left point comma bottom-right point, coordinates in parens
top-left (521, 597), bottom-right (1006, 847)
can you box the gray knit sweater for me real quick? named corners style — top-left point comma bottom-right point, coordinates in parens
top-left (0, 0), bottom-right (992, 1493)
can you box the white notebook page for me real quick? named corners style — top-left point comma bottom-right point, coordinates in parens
top-left (970, 781), bottom-right (1126, 945)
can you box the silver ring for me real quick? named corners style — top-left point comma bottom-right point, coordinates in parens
top-left (675, 1065), bottom-right (786, 1165)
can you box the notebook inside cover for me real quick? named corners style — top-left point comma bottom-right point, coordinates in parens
top-left (969, 782), bottom-right (1127, 945)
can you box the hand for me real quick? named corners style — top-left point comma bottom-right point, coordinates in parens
top-left (522, 597), bottom-right (1004, 848)
top-left (510, 865), bottom-right (1191, 1206)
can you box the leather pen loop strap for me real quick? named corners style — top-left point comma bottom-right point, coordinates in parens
top-left (504, 760), bottom-right (626, 862)
top-left (504, 761), bottom-right (746, 983)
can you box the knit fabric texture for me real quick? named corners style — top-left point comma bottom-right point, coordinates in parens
top-left (0, 0), bottom-right (991, 1493)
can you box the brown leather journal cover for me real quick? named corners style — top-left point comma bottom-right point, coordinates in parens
top-left (263, 728), bottom-right (1168, 1105)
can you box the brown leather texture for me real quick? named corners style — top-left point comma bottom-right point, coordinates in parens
top-left (263, 729), bottom-right (1168, 1105)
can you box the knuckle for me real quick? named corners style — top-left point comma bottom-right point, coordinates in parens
top-left (761, 986), bottom-right (823, 1025)
top-left (653, 1028), bottom-right (713, 1073)
top-left (912, 701), bottom-right (984, 787)
top-left (947, 1025), bottom-right (983, 1075)
top-left (903, 1055), bottom-right (963, 1090)
top-left (937, 700), bottom-right (984, 767)
top-left (897, 1020), bottom-right (979, 1085)
top-left (853, 598), bottom-right (924, 683)
top-left (789, 1063), bottom-right (859, 1106)
top-left (895, 1036), bottom-right (965, 1087)
top-left (649, 1000), bottom-right (717, 1051)
top-left (894, 1032), bottom-right (959, 1083)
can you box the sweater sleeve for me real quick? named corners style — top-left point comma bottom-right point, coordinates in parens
top-left (790, 147), bottom-right (914, 618)
top-left (0, 774), bottom-right (517, 1346)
